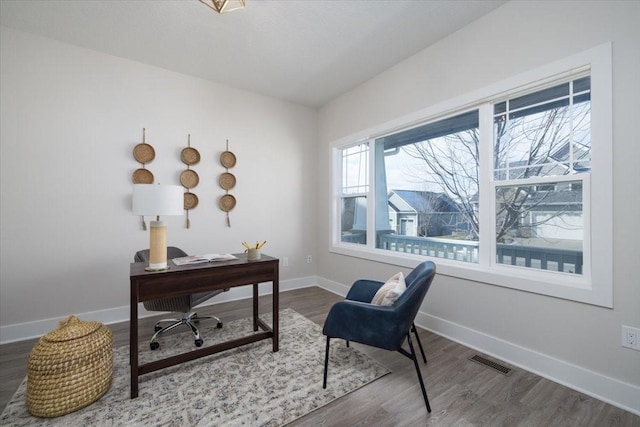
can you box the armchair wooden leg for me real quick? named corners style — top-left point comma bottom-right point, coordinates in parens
top-left (412, 322), bottom-right (427, 364)
top-left (407, 333), bottom-right (431, 413)
top-left (323, 336), bottom-right (330, 389)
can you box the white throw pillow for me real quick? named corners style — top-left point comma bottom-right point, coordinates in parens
top-left (371, 272), bottom-right (406, 306)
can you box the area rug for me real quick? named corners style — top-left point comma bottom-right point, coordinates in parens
top-left (0, 308), bottom-right (389, 426)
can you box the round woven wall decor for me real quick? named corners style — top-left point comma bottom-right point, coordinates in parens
top-left (219, 194), bottom-right (236, 212)
top-left (132, 168), bottom-right (154, 184)
top-left (132, 143), bottom-right (155, 164)
top-left (179, 169), bottom-right (199, 189)
top-left (132, 128), bottom-right (156, 165)
top-left (181, 146), bottom-right (200, 166)
top-left (219, 172), bottom-right (236, 190)
top-left (220, 151), bottom-right (236, 169)
top-left (184, 192), bottom-right (199, 210)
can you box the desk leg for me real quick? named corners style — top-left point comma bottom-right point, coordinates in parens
top-left (130, 282), bottom-right (139, 398)
top-left (273, 273), bottom-right (279, 352)
top-left (252, 283), bottom-right (259, 331)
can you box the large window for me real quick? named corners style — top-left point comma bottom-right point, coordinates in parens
top-left (331, 44), bottom-right (612, 307)
top-left (492, 77), bottom-right (590, 274)
top-left (374, 110), bottom-right (481, 262)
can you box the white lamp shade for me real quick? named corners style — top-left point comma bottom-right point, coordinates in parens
top-left (132, 184), bottom-right (184, 216)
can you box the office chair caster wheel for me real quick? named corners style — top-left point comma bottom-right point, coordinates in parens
top-left (216, 322), bottom-right (223, 329)
top-left (195, 338), bottom-right (204, 347)
top-left (150, 342), bottom-right (160, 351)
top-left (154, 325), bottom-right (162, 332)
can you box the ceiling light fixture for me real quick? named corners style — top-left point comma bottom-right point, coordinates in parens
top-left (199, 0), bottom-right (245, 14)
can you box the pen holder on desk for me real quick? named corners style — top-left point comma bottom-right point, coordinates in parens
top-left (247, 249), bottom-right (261, 260)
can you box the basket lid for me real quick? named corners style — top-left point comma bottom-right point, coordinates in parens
top-left (43, 316), bottom-right (103, 342)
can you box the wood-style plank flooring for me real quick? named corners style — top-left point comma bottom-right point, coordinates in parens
top-left (1, 287), bottom-right (638, 426)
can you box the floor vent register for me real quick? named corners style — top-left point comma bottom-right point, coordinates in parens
top-left (469, 354), bottom-right (513, 376)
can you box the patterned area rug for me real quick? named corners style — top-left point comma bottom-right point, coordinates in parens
top-left (0, 308), bottom-right (390, 426)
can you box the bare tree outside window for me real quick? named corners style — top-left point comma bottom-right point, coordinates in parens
top-left (399, 78), bottom-right (590, 247)
top-left (401, 128), bottom-right (480, 238)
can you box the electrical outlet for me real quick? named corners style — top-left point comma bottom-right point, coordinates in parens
top-left (282, 257), bottom-right (288, 267)
top-left (621, 325), bottom-right (640, 350)
top-left (306, 255), bottom-right (312, 264)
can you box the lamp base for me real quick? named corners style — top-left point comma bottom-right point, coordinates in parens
top-left (147, 220), bottom-right (169, 272)
top-left (144, 265), bottom-right (171, 272)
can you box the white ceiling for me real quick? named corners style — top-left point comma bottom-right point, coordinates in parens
top-left (0, 0), bottom-right (506, 108)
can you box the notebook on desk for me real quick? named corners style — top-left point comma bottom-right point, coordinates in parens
top-left (172, 254), bottom-right (238, 266)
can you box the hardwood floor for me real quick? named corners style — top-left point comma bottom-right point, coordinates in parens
top-left (1, 286), bottom-right (638, 426)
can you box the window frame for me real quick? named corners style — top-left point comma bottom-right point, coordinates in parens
top-left (330, 43), bottom-right (612, 307)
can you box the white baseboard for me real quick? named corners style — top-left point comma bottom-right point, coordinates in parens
top-left (0, 275), bottom-right (317, 345)
top-left (416, 312), bottom-right (640, 416)
top-left (315, 276), bottom-right (351, 297)
top-left (2, 275), bottom-right (637, 416)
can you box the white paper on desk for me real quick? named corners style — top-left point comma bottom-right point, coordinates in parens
top-left (172, 253), bottom-right (238, 266)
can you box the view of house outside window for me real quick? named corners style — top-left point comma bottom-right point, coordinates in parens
top-left (376, 110), bottom-right (480, 263)
top-left (338, 76), bottom-right (591, 276)
top-left (333, 44), bottom-right (612, 306)
top-left (493, 77), bottom-right (590, 274)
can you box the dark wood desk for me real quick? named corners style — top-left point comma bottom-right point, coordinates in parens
top-left (129, 253), bottom-right (279, 398)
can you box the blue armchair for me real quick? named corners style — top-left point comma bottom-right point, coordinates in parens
top-left (322, 260), bottom-right (436, 412)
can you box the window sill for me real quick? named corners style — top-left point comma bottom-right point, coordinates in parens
top-left (330, 243), bottom-right (612, 308)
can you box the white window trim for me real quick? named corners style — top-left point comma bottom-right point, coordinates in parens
top-left (330, 43), bottom-right (612, 308)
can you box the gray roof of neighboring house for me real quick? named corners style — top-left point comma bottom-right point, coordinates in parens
top-left (388, 192), bottom-right (416, 213)
top-left (389, 190), bottom-right (461, 213)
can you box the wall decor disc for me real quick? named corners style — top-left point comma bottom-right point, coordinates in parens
top-left (180, 169), bottom-right (200, 189)
top-left (184, 192), bottom-right (199, 210)
top-left (181, 147), bottom-right (201, 165)
top-left (219, 172), bottom-right (236, 190)
top-left (132, 143), bottom-right (155, 164)
top-left (220, 151), bottom-right (237, 168)
top-left (219, 194), bottom-right (236, 212)
top-left (132, 168), bottom-right (154, 184)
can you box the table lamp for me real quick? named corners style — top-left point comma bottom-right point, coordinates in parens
top-left (132, 184), bottom-right (184, 271)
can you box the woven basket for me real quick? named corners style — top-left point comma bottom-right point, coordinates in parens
top-left (27, 316), bottom-right (113, 418)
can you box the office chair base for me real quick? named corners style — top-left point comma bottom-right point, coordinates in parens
top-left (149, 312), bottom-right (223, 350)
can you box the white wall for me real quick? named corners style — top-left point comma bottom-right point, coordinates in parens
top-left (318, 0), bottom-right (639, 414)
top-left (0, 27), bottom-right (317, 334)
